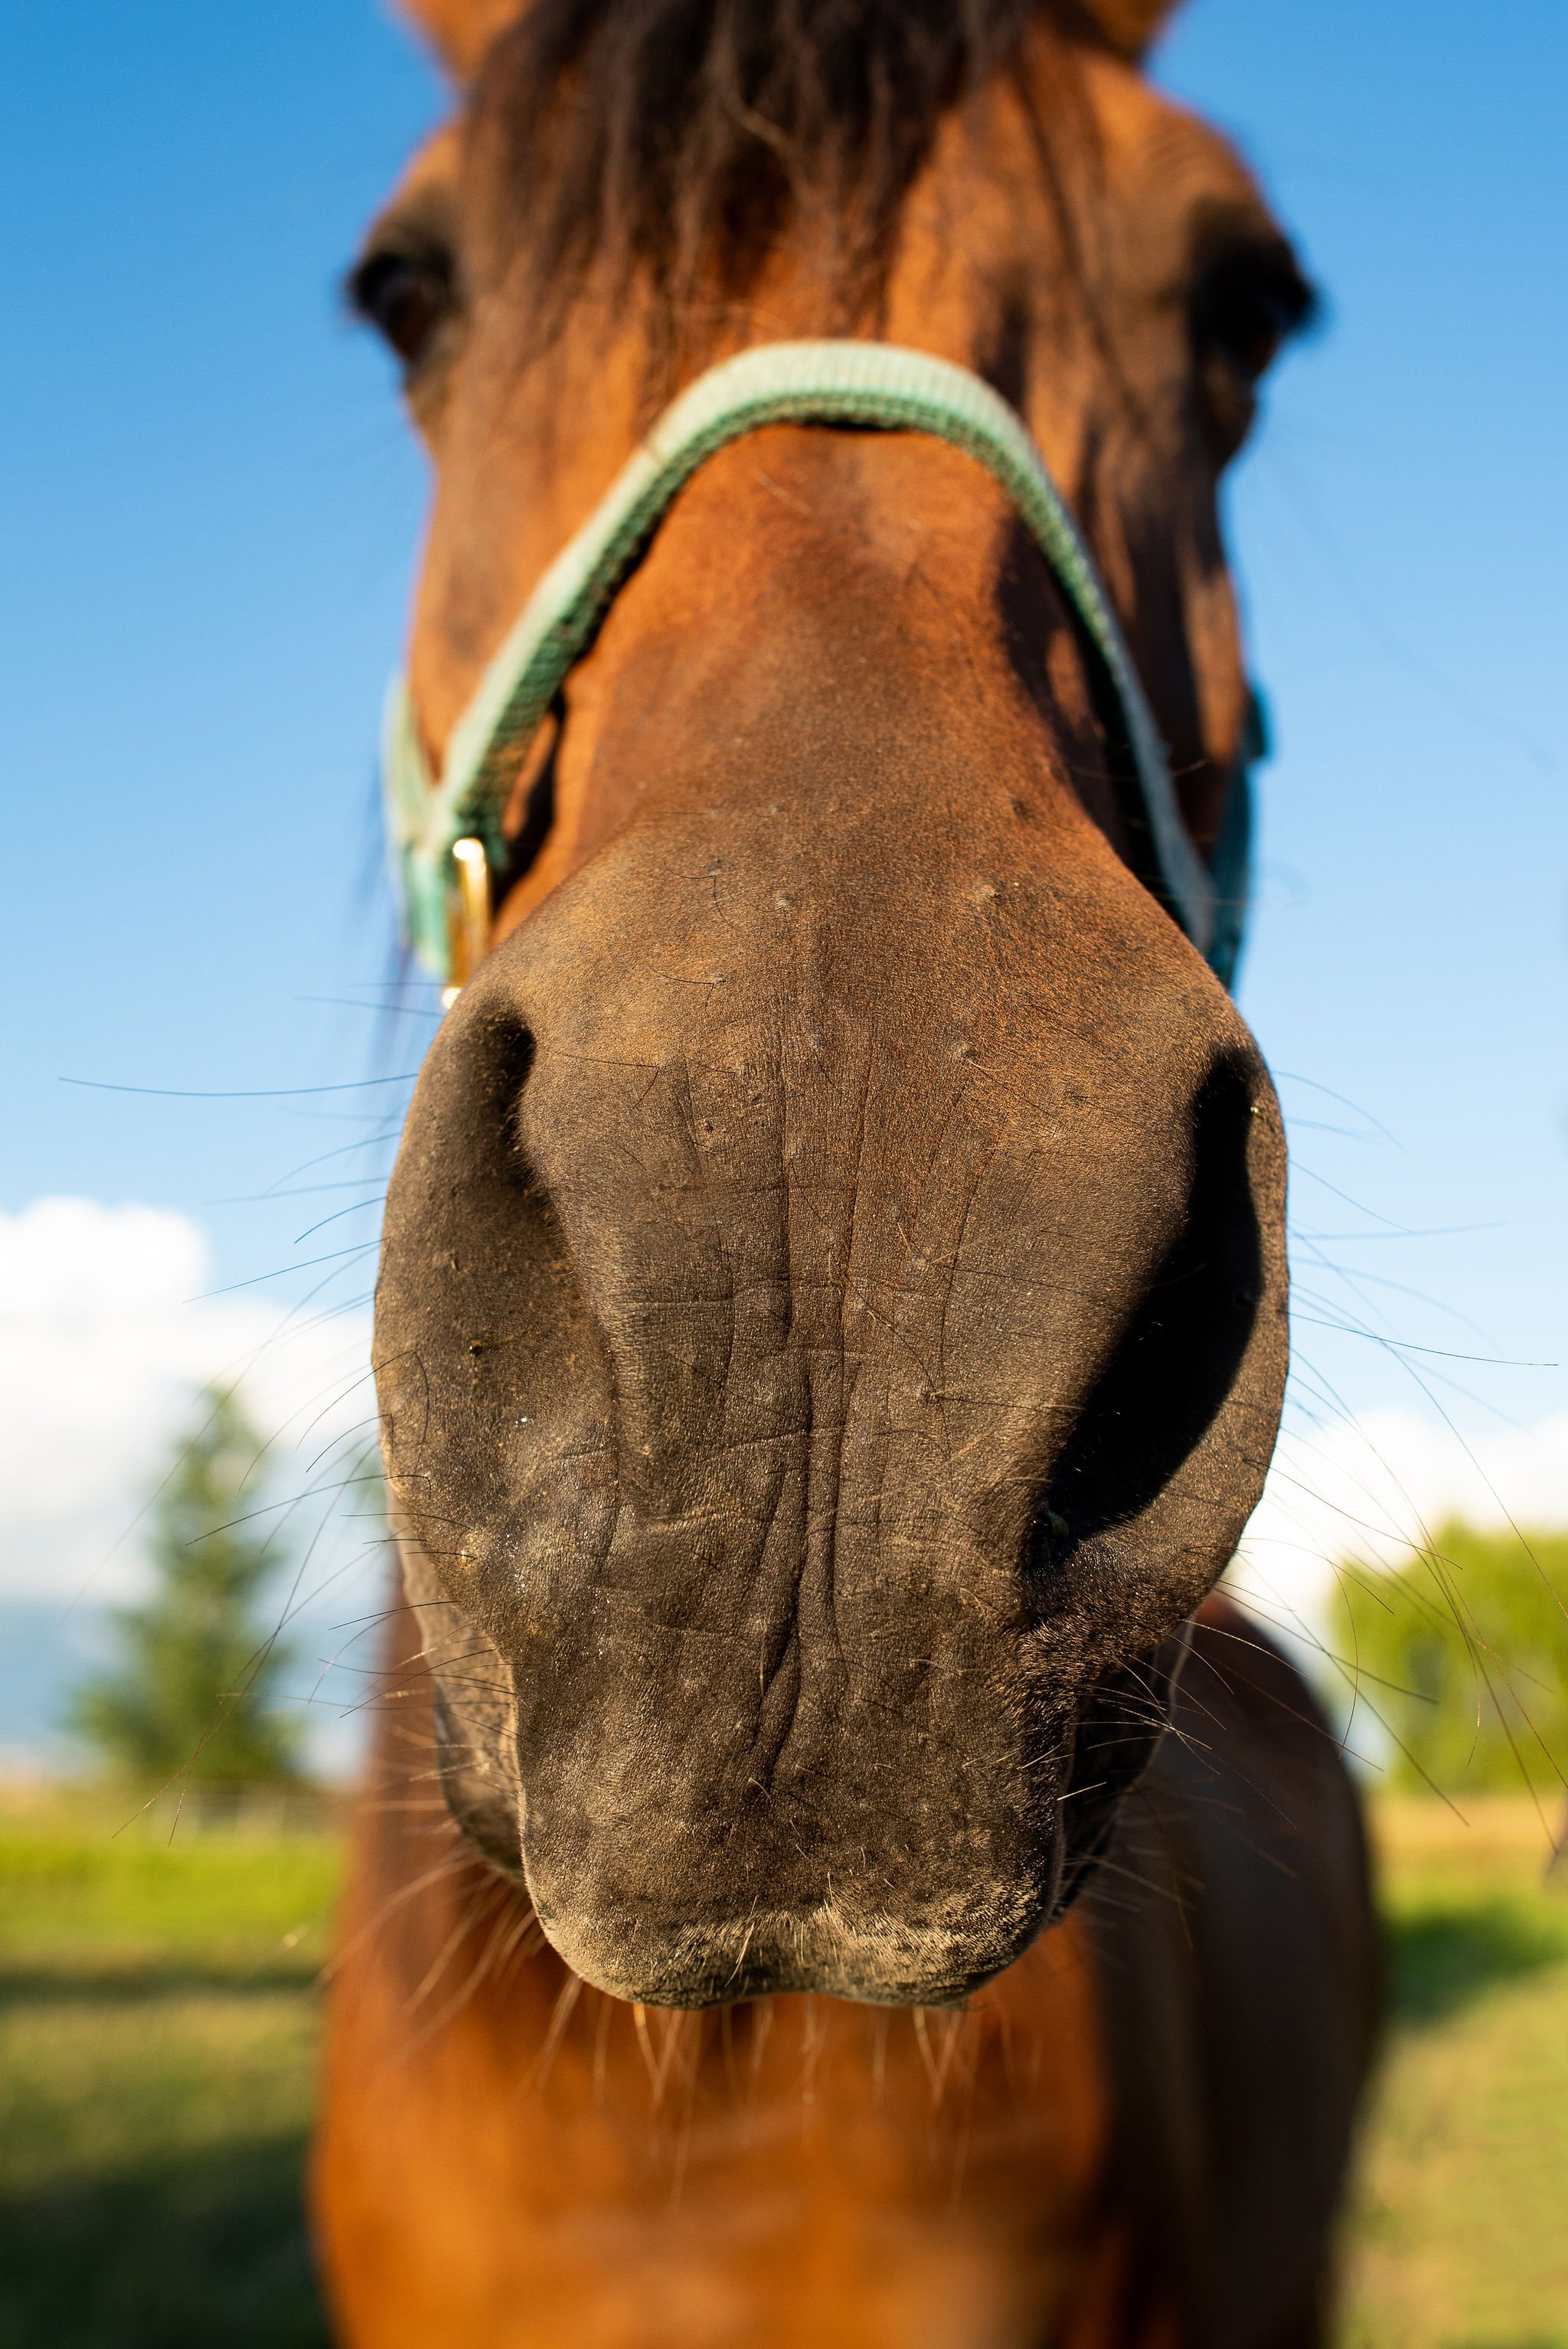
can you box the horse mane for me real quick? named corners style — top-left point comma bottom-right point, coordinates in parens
top-left (477, 0), bottom-right (1105, 330)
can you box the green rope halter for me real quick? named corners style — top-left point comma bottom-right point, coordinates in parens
top-left (383, 338), bottom-right (1254, 989)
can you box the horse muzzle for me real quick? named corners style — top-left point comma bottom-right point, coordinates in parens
top-left (374, 792), bottom-right (1287, 2007)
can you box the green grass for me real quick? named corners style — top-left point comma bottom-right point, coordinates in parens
top-left (1343, 1798), bottom-right (1568, 2349)
top-left (0, 1787), bottom-right (338, 2348)
top-left (0, 1786), bottom-right (1563, 2346)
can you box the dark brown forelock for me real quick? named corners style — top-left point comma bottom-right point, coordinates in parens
top-left (475, 0), bottom-right (1107, 332)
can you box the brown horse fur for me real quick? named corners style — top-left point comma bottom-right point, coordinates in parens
top-left (315, 1), bottom-right (1378, 2341)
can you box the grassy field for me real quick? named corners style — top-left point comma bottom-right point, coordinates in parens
top-left (1344, 1799), bottom-right (1568, 2349)
top-left (0, 1787), bottom-right (1563, 2347)
top-left (0, 1786), bottom-right (337, 2348)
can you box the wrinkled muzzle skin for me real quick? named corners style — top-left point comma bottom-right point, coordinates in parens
top-left (375, 560), bottom-right (1289, 2006)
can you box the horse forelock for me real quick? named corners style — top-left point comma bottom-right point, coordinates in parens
top-left (466, 0), bottom-right (1125, 338)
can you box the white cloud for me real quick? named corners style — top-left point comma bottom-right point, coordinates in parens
top-left (0, 1196), bottom-right (377, 1607)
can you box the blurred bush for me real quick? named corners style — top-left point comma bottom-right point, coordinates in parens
top-left (1336, 1521), bottom-right (1568, 1799)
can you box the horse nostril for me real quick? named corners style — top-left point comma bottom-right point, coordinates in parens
top-left (375, 998), bottom-right (603, 1534)
top-left (1040, 1049), bottom-right (1268, 1556)
top-left (465, 1015), bottom-right (537, 1152)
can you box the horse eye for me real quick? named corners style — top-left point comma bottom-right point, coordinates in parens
top-left (1189, 243), bottom-right (1318, 461)
top-left (1190, 247), bottom-right (1317, 386)
top-left (348, 248), bottom-right (455, 370)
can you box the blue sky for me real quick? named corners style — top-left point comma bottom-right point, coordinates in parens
top-left (2, 0), bottom-right (1564, 1624)
top-left (2, 1), bottom-right (437, 1266)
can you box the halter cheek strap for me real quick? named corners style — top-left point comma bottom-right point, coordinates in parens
top-left (383, 338), bottom-right (1259, 992)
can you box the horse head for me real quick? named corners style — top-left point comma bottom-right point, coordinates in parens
top-left (364, 0), bottom-right (1309, 2008)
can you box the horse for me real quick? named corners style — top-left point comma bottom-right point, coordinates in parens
top-left (313, 2), bottom-right (1380, 2341)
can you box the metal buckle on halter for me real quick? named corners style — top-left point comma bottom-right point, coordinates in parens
top-left (442, 838), bottom-right (492, 1009)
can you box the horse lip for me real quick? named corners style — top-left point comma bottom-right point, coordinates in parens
top-left (521, 1874), bottom-right (1055, 2010)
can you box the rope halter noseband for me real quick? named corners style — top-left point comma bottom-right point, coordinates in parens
top-left (382, 339), bottom-right (1259, 996)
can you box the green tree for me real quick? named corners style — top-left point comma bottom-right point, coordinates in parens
top-left (70, 1387), bottom-right (304, 1784)
top-left (1335, 1520), bottom-right (1568, 1798)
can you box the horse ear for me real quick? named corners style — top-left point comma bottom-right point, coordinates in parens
top-left (394, 0), bottom-right (527, 82)
top-left (1074, 0), bottom-right (1185, 60)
